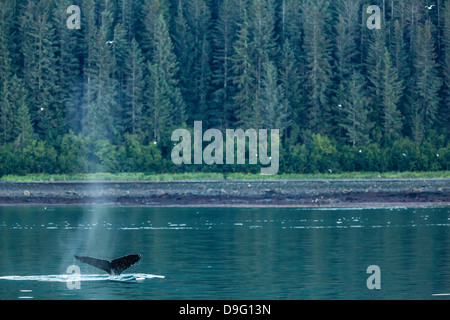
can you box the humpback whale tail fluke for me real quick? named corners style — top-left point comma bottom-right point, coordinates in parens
top-left (74, 254), bottom-right (142, 276)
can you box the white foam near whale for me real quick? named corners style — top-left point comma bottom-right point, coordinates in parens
top-left (0, 273), bottom-right (164, 283)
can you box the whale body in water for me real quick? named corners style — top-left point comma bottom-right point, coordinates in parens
top-left (74, 254), bottom-right (142, 276)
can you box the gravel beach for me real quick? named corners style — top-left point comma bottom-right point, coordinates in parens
top-left (0, 179), bottom-right (449, 207)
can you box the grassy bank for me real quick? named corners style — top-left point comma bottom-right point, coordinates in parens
top-left (1, 171), bottom-right (449, 182)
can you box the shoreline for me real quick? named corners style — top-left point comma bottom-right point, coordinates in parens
top-left (0, 179), bottom-right (449, 208)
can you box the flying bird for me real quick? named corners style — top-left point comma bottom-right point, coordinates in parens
top-left (425, 4), bottom-right (435, 9)
top-left (106, 40), bottom-right (115, 45)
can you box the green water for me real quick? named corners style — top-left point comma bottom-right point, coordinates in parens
top-left (0, 206), bottom-right (449, 300)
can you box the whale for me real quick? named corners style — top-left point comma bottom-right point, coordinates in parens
top-left (74, 254), bottom-right (142, 276)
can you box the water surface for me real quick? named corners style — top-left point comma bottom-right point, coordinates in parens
top-left (0, 206), bottom-right (449, 300)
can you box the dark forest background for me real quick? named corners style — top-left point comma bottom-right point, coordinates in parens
top-left (0, 0), bottom-right (449, 176)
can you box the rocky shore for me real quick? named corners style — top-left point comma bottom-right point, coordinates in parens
top-left (0, 179), bottom-right (449, 207)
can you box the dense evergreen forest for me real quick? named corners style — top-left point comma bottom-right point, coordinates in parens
top-left (0, 0), bottom-right (449, 176)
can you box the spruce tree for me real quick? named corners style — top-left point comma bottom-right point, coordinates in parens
top-left (250, 0), bottom-right (277, 102)
top-left (211, 0), bottom-right (238, 129)
top-left (0, 78), bottom-right (14, 144)
top-left (410, 20), bottom-right (442, 142)
top-left (339, 70), bottom-right (372, 146)
top-left (279, 39), bottom-right (301, 143)
top-left (0, 0), bottom-right (14, 94)
top-left (259, 60), bottom-right (289, 133)
top-left (146, 14), bottom-right (186, 141)
top-left (141, 0), bottom-right (170, 58)
top-left (380, 47), bottom-right (404, 142)
top-left (279, 0), bottom-right (302, 56)
top-left (20, 0), bottom-right (62, 143)
top-left (124, 38), bottom-right (145, 136)
top-left (366, 29), bottom-right (387, 113)
top-left (53, 0), bottom-right (83, 134)
top-left (185, 0), bottom-right (213, 124)
top-left (301, 0), bottom-right (333, 134)
top-left (83, 0), bottom-right (120, 142)
top-left (0, 1), bottom-right (14, 144)
top-left (442, 0), bottom-right (450, 136)
top-left (333, 0), bottom-right (361, 142)
top-left (10, 76), bottom-right (35, 149)
top-left (232, 9), bottom-right (259, 128)
top-left (335, 0), bottom-right (360, 84)
top-left (173, 0), bottom-right (195, 122)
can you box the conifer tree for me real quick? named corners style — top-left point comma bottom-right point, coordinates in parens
top-left (366, 30), bottom-right (387, 112)
top-left (83, 0), bottom-right (120, 142)
top-left (146, 14), bottom-right (186, 141)
top-left (20, 0), bottom-right (62, 143)
top-left (333, 0), bottom-right (361, 142)
top-left (380, 47), bottom-right (404, 142)
top-left (259, 60), bottom-right (289, 133)
top-left (232, 9), bottom-right (259, 128)
top-left (250, 0), bottom-right (277, 101)
top-left (80, 0), bottom-right (98, 138)
top-left (335, 0), bottom-right (361, 84)
top-left (53, 0), bottom-right (83, 134)
top-left (0, 1), bottom-right (15, 145)
top-left (301, 0), bottom-right (333, 134)
top-left (0, 78), bottom-right (15, 144)
top-left (185, 0), bottom-right (213, 124)
top-left (211, 0), bottom-right (238, 129)
top-left (442, 0), bottom-right (450, 135)
top-left (279, 0), bottom-right (302, 56)
top-left (410, 20), bottom-right (443, 142)
top-left (279, 39), bottom-right (301, 142)
top-left (141, 0), bottom-right (170, 58)
top-left (173, 0), bottom-right (195, 122)
top-left (10, 76), bottom-right (35, 149)
top-left (124, 38), bottom-right (145, 136)
top-left (0, 0), bottom-right (448, 175)
top-left (339, 71), bottom-right (372, 146)
top-left (0, 0), bottom-right (13, 93)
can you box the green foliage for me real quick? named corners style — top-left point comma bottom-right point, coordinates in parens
top-left (304, 134), bottom-right (339, 173)
top-left (339, 71), bottom-right (372, 146)
top-left (410, 20), bottom-right (442, 142)
top-left (302, 0), bottom-right (333, 134)
top-left (59, 132), bottom-right (90, 174)
top-left (0, 0), bottom-right (449, 179)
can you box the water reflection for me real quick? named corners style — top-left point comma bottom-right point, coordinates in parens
top-left (0, 206), bottom-right (449, 299)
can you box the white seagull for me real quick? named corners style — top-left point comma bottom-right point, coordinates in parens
top-left (425, 4), bottom-right (435, 9)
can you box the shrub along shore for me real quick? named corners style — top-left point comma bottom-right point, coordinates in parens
top-left (1, 171), bottom-right (449, 182)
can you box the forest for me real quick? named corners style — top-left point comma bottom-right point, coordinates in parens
top-left (0, 0), bottom-right (449, 176)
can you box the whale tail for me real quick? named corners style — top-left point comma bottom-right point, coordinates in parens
top-left (74, 254), bottom-right (142, 276)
